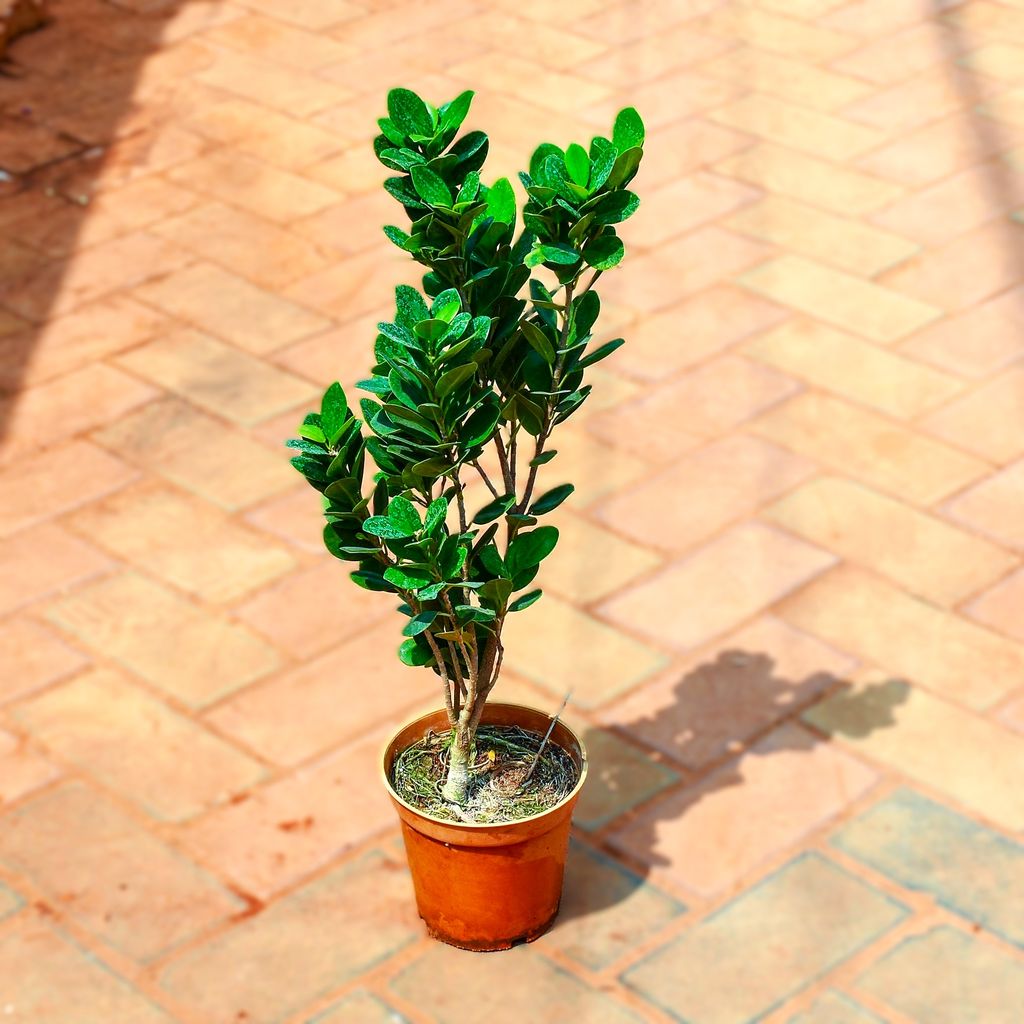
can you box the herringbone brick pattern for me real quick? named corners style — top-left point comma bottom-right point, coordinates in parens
top-left (2, 0), bottom-right (1024, 1021)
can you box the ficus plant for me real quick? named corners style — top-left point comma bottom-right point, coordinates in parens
top-left (289, 87), bottom-right (644, 805)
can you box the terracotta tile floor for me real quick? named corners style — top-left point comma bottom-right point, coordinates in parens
top-left (2, 1), bottom-right (1024, 1021)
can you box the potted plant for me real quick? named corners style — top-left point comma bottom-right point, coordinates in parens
top-left (288, 87), bottom-right (644, 950)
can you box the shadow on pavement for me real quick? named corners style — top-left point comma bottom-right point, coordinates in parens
top-left (557, 649), bottom-right (908, 925)
top-left (0, 0), bottom-right (211, 440)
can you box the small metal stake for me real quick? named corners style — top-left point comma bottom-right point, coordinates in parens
top-left (518, 689), bottom-right (573, 791)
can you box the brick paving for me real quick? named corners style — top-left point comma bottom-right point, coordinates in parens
top-left (1, 0), bottom-right (1024, 1020)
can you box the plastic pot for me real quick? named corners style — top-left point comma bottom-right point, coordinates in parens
top-left (381, 702), bottom-right (588, 951)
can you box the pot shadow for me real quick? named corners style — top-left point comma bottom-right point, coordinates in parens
top-left (555, 648), bottom-right (908, 926)
top-left (0, 0), bottom-right (216, 440)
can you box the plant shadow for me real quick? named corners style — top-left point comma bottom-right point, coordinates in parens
top-left (0, 0), bottom-right (215, 441)
top-left (555, 647), bottom-right (908, 926)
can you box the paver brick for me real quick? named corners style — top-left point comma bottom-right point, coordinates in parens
top-left (0, 782), bottom-right (243, 960)
top-left (70, 481), bottom-right (295, 603)
top-left (752, 392), bottom-right (987, 504)
top-left (13, 668), bottom-right (265, 820)
top-left (596, 435), bottom-right (817, 554)
top-left (134, 262), bottom-right (331, 354)
top-left (205, 620), bottom-right (432, 764)
top-left (727, 194), bottom-right (918, 276)
top-left (181, 727), bottom-right (396, 899)
top-left (600, 522), bottom-right (836, 655)
top-left (160, 848), bottom-right (419, 1024)
top-left (92, 396), bottom-right (296, 511)
top-left (46, 572), bottom-right (280, 707)
top-left (503, 593), bottom-right (668, 708)
top-left (965, 567), bottom-right (1024, 643)
top-left (623, 853), bottom-right (905, 1024)
top-left (787, 990), bottom-right (884, 1024)
top-left (740, 254), bottom-right (941, 344)
top-left (833, 787), bottom-right (1024, 949)
top-left (942, 457), bottom-right (1024, 550)
top-left (0, 917), bottom-right (174, 1024)
top-left (116, 328), bottom-right (316, 426)
top-left (745, 318), bottom-right (961, 418)
top-left (606, 615), bottom-right (858, 769)
top-left (716, 141), bottom-right (904, 215)
top-left (609, 724), bottom-right (877, 897)
top-left (804, 674), bottom-right (1024, 831)
top-left (589, 354), bottom-right (799, 461)
top-left (391, 942), bottom-right (645, 1024)
top-left (762, 475), bottom-right (1016, 605)
top-left (0, 619), bottom-right (88, 705)
top-left (855, 926), bottom-right (1024, 1024)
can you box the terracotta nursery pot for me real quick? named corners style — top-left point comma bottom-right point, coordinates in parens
top-left (382, 702), bottom-right (589, 951)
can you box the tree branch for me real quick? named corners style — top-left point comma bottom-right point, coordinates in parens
top-left (472, 459), bottom-right (500, 499)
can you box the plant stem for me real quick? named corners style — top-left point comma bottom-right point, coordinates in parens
top-left (472, 459), bottom-right (500, 498)
top-left (494, 430), bottom-right (514, 493)
top-left (422, 630), bottom-right (456, 728)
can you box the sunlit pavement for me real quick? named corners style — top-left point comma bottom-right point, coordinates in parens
top-left (2, 1), bottom-right (1024, 1021)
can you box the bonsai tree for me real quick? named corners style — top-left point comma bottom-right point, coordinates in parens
top-left (289, 88), bottom-right (644, 804)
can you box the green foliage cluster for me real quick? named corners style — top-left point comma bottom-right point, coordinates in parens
top-left (288, 87), bottom-right (644, 737)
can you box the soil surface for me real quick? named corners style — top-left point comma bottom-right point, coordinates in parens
top-left (391, 724), bottom-right (579, 824)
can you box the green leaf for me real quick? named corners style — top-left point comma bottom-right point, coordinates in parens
top-left (529, 450), bottom-right (557, 467)
top-left (589, 137), bottom-right (617, 191)
top-left (431, 288), bottom-right (461, 322)
top-left (572, 290), bottom-right (601, 341)
top-left (388, 88), bottom-right (433, 138)
top-left (395, 285), bottom-right (429, 330)
top-left (578, 337), bottom-right (625, 368)
top-left (297, 423), bottom-right (326, 444)
top-left (417, 581), bottom-right (446, 600)
top-left (411, 165), bottom-right (453, 207)
top-left (534, 243), bottom-right (579, 266)
top-left (509, 589), bottom-right (543, 612)
top-left (583, 234), bottom-right (625, 270)
top-left (473, 492), bottom-right (516, 524)
top-left (383, 225), bottom-right (412, 249)
top-left (480, 577), bottom-right (514, 607)
top-left (564, 143), bottom-right (590, 187)
top-left (385, 565), bottom-right (434, 589)
top-left (322, 524), bottom-right (345, 559)
top-left (436, 363), bottom-right (475, 399)
top-left (399, 636), bottom-right (434, 667)
top-left (530, 142), bottom-right (564, 181)
top-left (290, 455), bottom-right (327, 482)
top-left (607, 146), bottom-right (643, 189)
top-left (506, 526), bottom-right (559, 576)
top-left (363, 515), bottom-right (413, 540)
top-left (529, 483), bottom-right (574, 515)
top-left (460, 399), bottom-right (501, 447)
top-left (438, 536), bottom-right (467, 579)
top-left (402, 611), bottom-right (437, 637)
top-left (424, 497), bottom-right (448, 535)
top-left (320, 382), bottom-right (348, 445)
top-left (612, 106), bottom-right (645, 151)
top-left (485, 177), bottom-right (516, 225)
top-left (592, 189), bottom-right (640, 224)
top-left (477, 543), bottom-right (506, 577)
top-left (388, 495), bottom-right (422, 534)
top-left (286, 438), bottom-right (326, 455)
top-left (521, 320), bottom-right (555, 365)
top-left (440, 89), bottom-right (474, 131)
top-left (351, 568), bottom-right (395, 592)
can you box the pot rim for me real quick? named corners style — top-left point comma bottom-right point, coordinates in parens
top-left (379, 701), bottom-right (589, 832)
